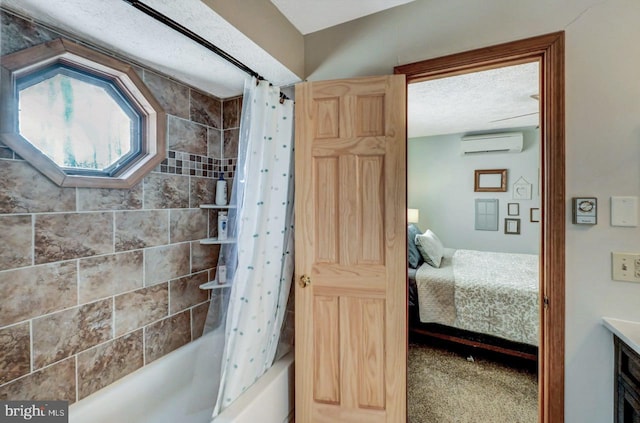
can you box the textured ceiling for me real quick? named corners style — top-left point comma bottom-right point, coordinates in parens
top-left (1, 0), bottom-right (300, 98)
top-left (408, 62), bottom-right (540, 138)
top-left (2, 0), bottom-right (540, 135)
top-left (270, 0), bottom-right (415, 34)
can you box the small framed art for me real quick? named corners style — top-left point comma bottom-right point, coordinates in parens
top-left (508, 203), bottom-right (520, 216)
top-left (512, 176), bottom-right (532, 200)
top-left (504, 218), bottom-right (521, 235)
top-left (530, 208), bottom-right (541, 223)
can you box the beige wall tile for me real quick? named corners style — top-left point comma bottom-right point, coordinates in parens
top-left (77, 184), bottom-right (143, 211)
top-left (191, 241), bottom-right (218, 273)
top-left (35, 212), bottom-right (113, 264)
top-left (0, 262), bottom-right (77, 327)
top-left (0, 160), bottom-right (75, 213)
top-left (205, 290), bottom-right (225, 330)
top-left (0, 357), bottom-right (76, 403)
top-left (191, 90), bottom-right (222, 128)
top-left (79, 251), bottom-right (143, 303)
top-left (0, 215), bottom-right (32, 270)
top-left (191, 301), bottom-right (210, 340)
top-left (207, 128), bottom-right (222, 159)
top-left (33, 298), bottom-right (112, 369)
top-left (144, 243), bottom-right (190, 286)
top-left (77, 330), bottom-right (143, 400)
top-left (142, 71), bottom-right (189, 119)
top-left (114, 284), bottom-right (168, 337)
top-left (0, 10), bottom-right (56, 55)
top-left (143, 173), bottom-right (189, 209)
top-left (169, 209), bottom-right (208, 243)
top-left (190, 177), bottom-right (216, 207)
top-left (144, 310), bottom-right (191, 363)
top-left (223, 128), bottom-right (239, 160)
top-left (0, 322), bottom-right (30, 385)
top-left (223, 97), bottom-right (241, 129)
top-left (168, 116), bottom-right (208, 155)
top-left (169, 271), bottom-right (209, 314)
top-left (115, 210), bottom-right (169, 251)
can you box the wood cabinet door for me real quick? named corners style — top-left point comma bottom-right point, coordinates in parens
top-left (294, 75), bottom-right (407, 422)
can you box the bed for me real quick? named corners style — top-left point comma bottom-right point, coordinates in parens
top-left (407, 225), bottom-right (540, 360)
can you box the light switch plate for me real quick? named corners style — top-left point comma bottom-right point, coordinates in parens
top-left (612, 252), bottom-right (640, 282)
top-left (611, 196), bottom-right (638, 227)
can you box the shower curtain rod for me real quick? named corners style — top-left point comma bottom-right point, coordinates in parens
top-left (123, 0), bottom-right (290, 101)
top-left (123, 0), bottom-right (263, 80)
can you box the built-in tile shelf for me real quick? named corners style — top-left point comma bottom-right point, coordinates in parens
top-left (199, 238), bottom-right (236, 245)
top-left (199, 281), bottom-right (231, 290)
top-left (199, 204), bottom-right (237, 209)
top-left (603, 317), bottom-right (640, 356)
top-left (200, 203), bottom-right (236, 244)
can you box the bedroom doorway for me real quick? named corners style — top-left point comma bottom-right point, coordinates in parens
top-left (395, 32), bottom-right (565, 423)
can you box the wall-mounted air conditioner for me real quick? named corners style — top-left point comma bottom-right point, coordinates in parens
top-left (460, 132), bottom-right (523, 155)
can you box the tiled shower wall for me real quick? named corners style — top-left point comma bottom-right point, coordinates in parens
top-left (0, 9), bottom-right (241, 403)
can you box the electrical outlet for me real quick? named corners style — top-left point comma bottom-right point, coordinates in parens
top-left (612, 252), bottom-right (640, 283)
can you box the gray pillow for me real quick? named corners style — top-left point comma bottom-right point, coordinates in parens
top-left (407, 224), bottom-right (423, 269)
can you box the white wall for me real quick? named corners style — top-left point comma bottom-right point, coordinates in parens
top-left (305, 1), bottom-right (640, 422)
top-left (409, 128), bottom-right (540, 254)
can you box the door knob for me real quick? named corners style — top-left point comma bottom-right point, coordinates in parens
top-left (299, 274), bottom-right (311, 288)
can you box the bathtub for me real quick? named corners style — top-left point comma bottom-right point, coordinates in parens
top-left (70, 330), bottom-right (294, 423)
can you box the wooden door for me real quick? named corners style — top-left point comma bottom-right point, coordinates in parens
top-left (294, 75), bottom-right (407, 422)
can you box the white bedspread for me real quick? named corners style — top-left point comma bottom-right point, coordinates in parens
top-left (415, 248), bottom-right (539, 346)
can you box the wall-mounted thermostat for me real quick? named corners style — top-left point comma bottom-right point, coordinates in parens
top-left (572, 197), bottom-right (597, 224)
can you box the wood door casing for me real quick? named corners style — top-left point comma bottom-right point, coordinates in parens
top-left (294, 75), bottom-right (406, 423)
top-left (395, 31), bottom-right (565, 423)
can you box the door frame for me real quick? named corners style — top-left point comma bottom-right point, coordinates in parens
top-left (394, 31), bottom-right (565, 423)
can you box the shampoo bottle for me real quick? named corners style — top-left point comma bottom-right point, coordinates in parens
top-left (217, 254), bottom-right (226, 284)
top-left (215, 173), bottom-right (227, 206)
top-left (217, 211), bottom-right (228, 241)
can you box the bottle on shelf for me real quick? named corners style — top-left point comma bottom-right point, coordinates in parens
top-left (215, 173), bottom-right (227, 206)
top-left (217, 254), bottom-right (227, 284)
top-left (218, 211), bottom-right (228, 241)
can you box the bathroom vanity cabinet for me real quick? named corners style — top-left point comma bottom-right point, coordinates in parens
top-left (614, 335), bottom-right (640, 422)
top-left (604, 318), bottom-right (640, 423)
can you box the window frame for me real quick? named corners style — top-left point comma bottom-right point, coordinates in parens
top-left (0, 38), bottom-right (166, 188)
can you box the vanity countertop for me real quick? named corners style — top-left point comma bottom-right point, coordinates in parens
top-left (603, 317), bottom-right (640, 356)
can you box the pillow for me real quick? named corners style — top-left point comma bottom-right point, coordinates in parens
top-left (407, 224), bottom-right (424, 269)
top-left (415, 229), bottom-right (444, 268)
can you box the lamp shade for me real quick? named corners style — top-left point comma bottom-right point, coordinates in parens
top-left (407, 208), bottom-right (420, 223)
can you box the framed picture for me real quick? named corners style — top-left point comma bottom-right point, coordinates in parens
top-left (504, 218), bottom-right (521, 235)
top-left (474, 169), bottom-right (507, 192)
top-left (530, 208), bottom-right (541, 223)
top-left (508, 203), bottom-right (520, 216)
top-left (475, 199), bottom-right (499, 231)
top-left (512, 177), bottom-right (532, 200)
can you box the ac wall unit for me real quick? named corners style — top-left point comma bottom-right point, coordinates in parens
top-left (460, 132), bottom-right (523, 155)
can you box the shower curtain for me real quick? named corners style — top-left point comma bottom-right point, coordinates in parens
top-left (211, 77), bottom-right (295, 417)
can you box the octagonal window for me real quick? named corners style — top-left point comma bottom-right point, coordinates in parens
top-left (18, 65), bottom-right (142, 176)
top-left (1, 39), bottom-right (166, 188)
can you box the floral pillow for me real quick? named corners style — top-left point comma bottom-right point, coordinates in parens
top-left (415, 229), bottom-right (444, 268)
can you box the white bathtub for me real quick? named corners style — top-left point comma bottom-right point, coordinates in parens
top-left (70, 330), bottom-right (294, 423)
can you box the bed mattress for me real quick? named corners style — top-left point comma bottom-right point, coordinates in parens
top-left (413, 248), bottom-right (539, 346)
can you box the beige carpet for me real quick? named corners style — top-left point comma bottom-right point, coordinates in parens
top-left (408, 343), bottom-right (538, 423)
